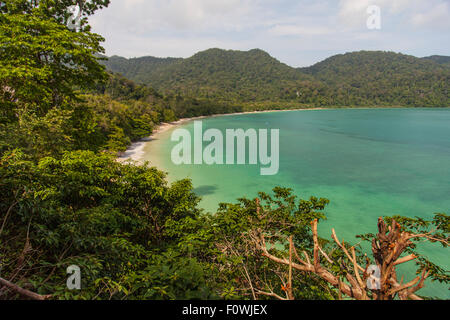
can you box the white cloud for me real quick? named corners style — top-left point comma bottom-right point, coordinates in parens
top-left (268, 24), bottom-right (334, 36)
top-left (100, 34), bottom-right (246, 59)
top-left (88, 0), bottom-right (450, 67)
top-left (411, 2), bottom-right (450, 28)
top-left (90, 0), bottom-right (262, 35)
top-left (338, 0), bottom-right (450, 29)
top-left (89, 0), bottom-right (266, 58)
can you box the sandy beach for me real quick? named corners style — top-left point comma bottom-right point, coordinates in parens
top-left (116, 115), bottom-right (209, 164)
top-left (116, 107), bottom-right (330, 163)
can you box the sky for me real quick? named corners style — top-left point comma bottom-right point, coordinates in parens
top-left (89, 0), bottom-right (450, 67)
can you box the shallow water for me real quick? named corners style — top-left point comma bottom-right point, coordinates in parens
top-left (141, 108), bottom-right (450, 298)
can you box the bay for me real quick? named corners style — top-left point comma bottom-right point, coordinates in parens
top-left (141, 108), bottom-right (450, 298)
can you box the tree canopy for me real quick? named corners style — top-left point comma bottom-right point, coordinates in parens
top-left (0, 0), bottom-right (448, 301)
top-left (102, 49), bottom-right (450, 108)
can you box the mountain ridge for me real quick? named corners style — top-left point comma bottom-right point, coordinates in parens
top-left (100, 49), bottom-right (450, 107)
top-left (102, 49), bottom-right (450, 74)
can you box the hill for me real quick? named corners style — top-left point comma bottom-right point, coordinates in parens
top-left (101, 55), bottom-right (182, 84)
top-left (102, 49), bottom-right (314, 102)
top-left (101, 49), bottom-right (450, 107)
top-left (146, 48), bottom-right (316, 101)
top-left (300, 51), bottom-right (449, 106)
top-left (422, 55), bottom-right (450, 67)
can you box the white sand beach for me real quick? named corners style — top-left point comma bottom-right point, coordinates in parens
top-left (116, 107), bottom-right (331, 163)
top-left (116, 115), bottom-right (208, 164)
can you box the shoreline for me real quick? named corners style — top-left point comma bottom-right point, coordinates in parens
top-left (117, 115), bottom-right (209, 164)
top-left (117, 107), bottom-right (331, 163)
top-left (116, 105), bottom-right (437, 163)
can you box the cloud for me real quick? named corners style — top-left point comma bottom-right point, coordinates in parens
top-left (268, 24), bottom-right (334, 36)
top-left (337, 0), bottom-right (450, 29)
top-left (90, 0), bottom-right (262, 35)
top-left (89, 0), bottom-right (450, 67)
top-left (411, 2), bottom-right (450, 28)
top-left (100, 34), bottom-right (246, 59)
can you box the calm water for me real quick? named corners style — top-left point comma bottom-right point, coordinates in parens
top-left (142, 108), bottom-right (450, 298)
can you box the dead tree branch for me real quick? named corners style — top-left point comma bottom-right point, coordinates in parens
top-left (248, 198), bottom-right (444, 300)
top-left (0, 277), bottom-right (51, 300)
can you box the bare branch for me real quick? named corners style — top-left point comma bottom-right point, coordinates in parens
top-left (0, 277), bottom-right (51, 300)
top-left (393, 254), bottom-right (417, 266)
top-left (287, 236), bottom-right (294, 300)
top-left (351, 246), bottom-right (367, 298)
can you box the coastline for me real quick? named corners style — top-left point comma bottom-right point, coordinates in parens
top-left (116, 105), bottom-right (419, 164)
top-left (116, 107), bottom-right (330, 164)
top-left (116, 115), bottom-right (209, 164)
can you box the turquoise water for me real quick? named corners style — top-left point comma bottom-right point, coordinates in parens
top-left (142, 108), bottom-right (450, 298)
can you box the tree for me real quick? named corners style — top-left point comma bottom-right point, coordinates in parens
top-left (0, 0), bottom-right (110, 30)
top-left (0, 0), bottom-right (110, 158)
top-left (0, 12), bottom-right (107, 119)
top-left (0, 150), bottom-right (217, 300)
top-left (212, 187), bottom-right (335, 300)
top-left (248, 198), bottom-right (449, 300)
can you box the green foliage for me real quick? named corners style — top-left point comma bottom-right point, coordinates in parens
top-left (0, 0), bottom-right (448, 301)
top-left (104, 126), bottom-right (131, 153)
top-left (0, 0), bottom-right (111, 159)
top-left (102, 49), bottom-right (450, 108)
top-left (210, 187), bottom-right (334, 299)
top-left (97, 72), bottom-right (244, 119)
top-left (0, 150), bottom-right (218, 299)
top-left (102, 48), bottom-right (313, 103)
top-left (302, 51), bottom-right (450, 107)
top-left (0, 12), bottom-right (107, 120)
top-left (0, 108), bottom-right (74, 157)
top-left (80, 93), bottom-right (155, 152)
top-left (100, 55), bottom-right (183, 85)
top-left (423, 55), bottom-right (450, 68)
top-left (1, 0), bottom-right (110, 30)
top-left (385, 215), bottom-right (449, 284)
top-left (356, 214), bottom-right (449, 290)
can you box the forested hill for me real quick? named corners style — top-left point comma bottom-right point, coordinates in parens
top-left (422, 55), bottom-right (450, 67)
top-left (301, 51), bottom-right (448, 83)
top-left (101, 49), bottom-right (450, 107)
top-left (101, 55), bottom-right (183, 84)
top-left (300, 51), bottom-right (449, 106)
top-left (103, 48), bottom-right (313, 101)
